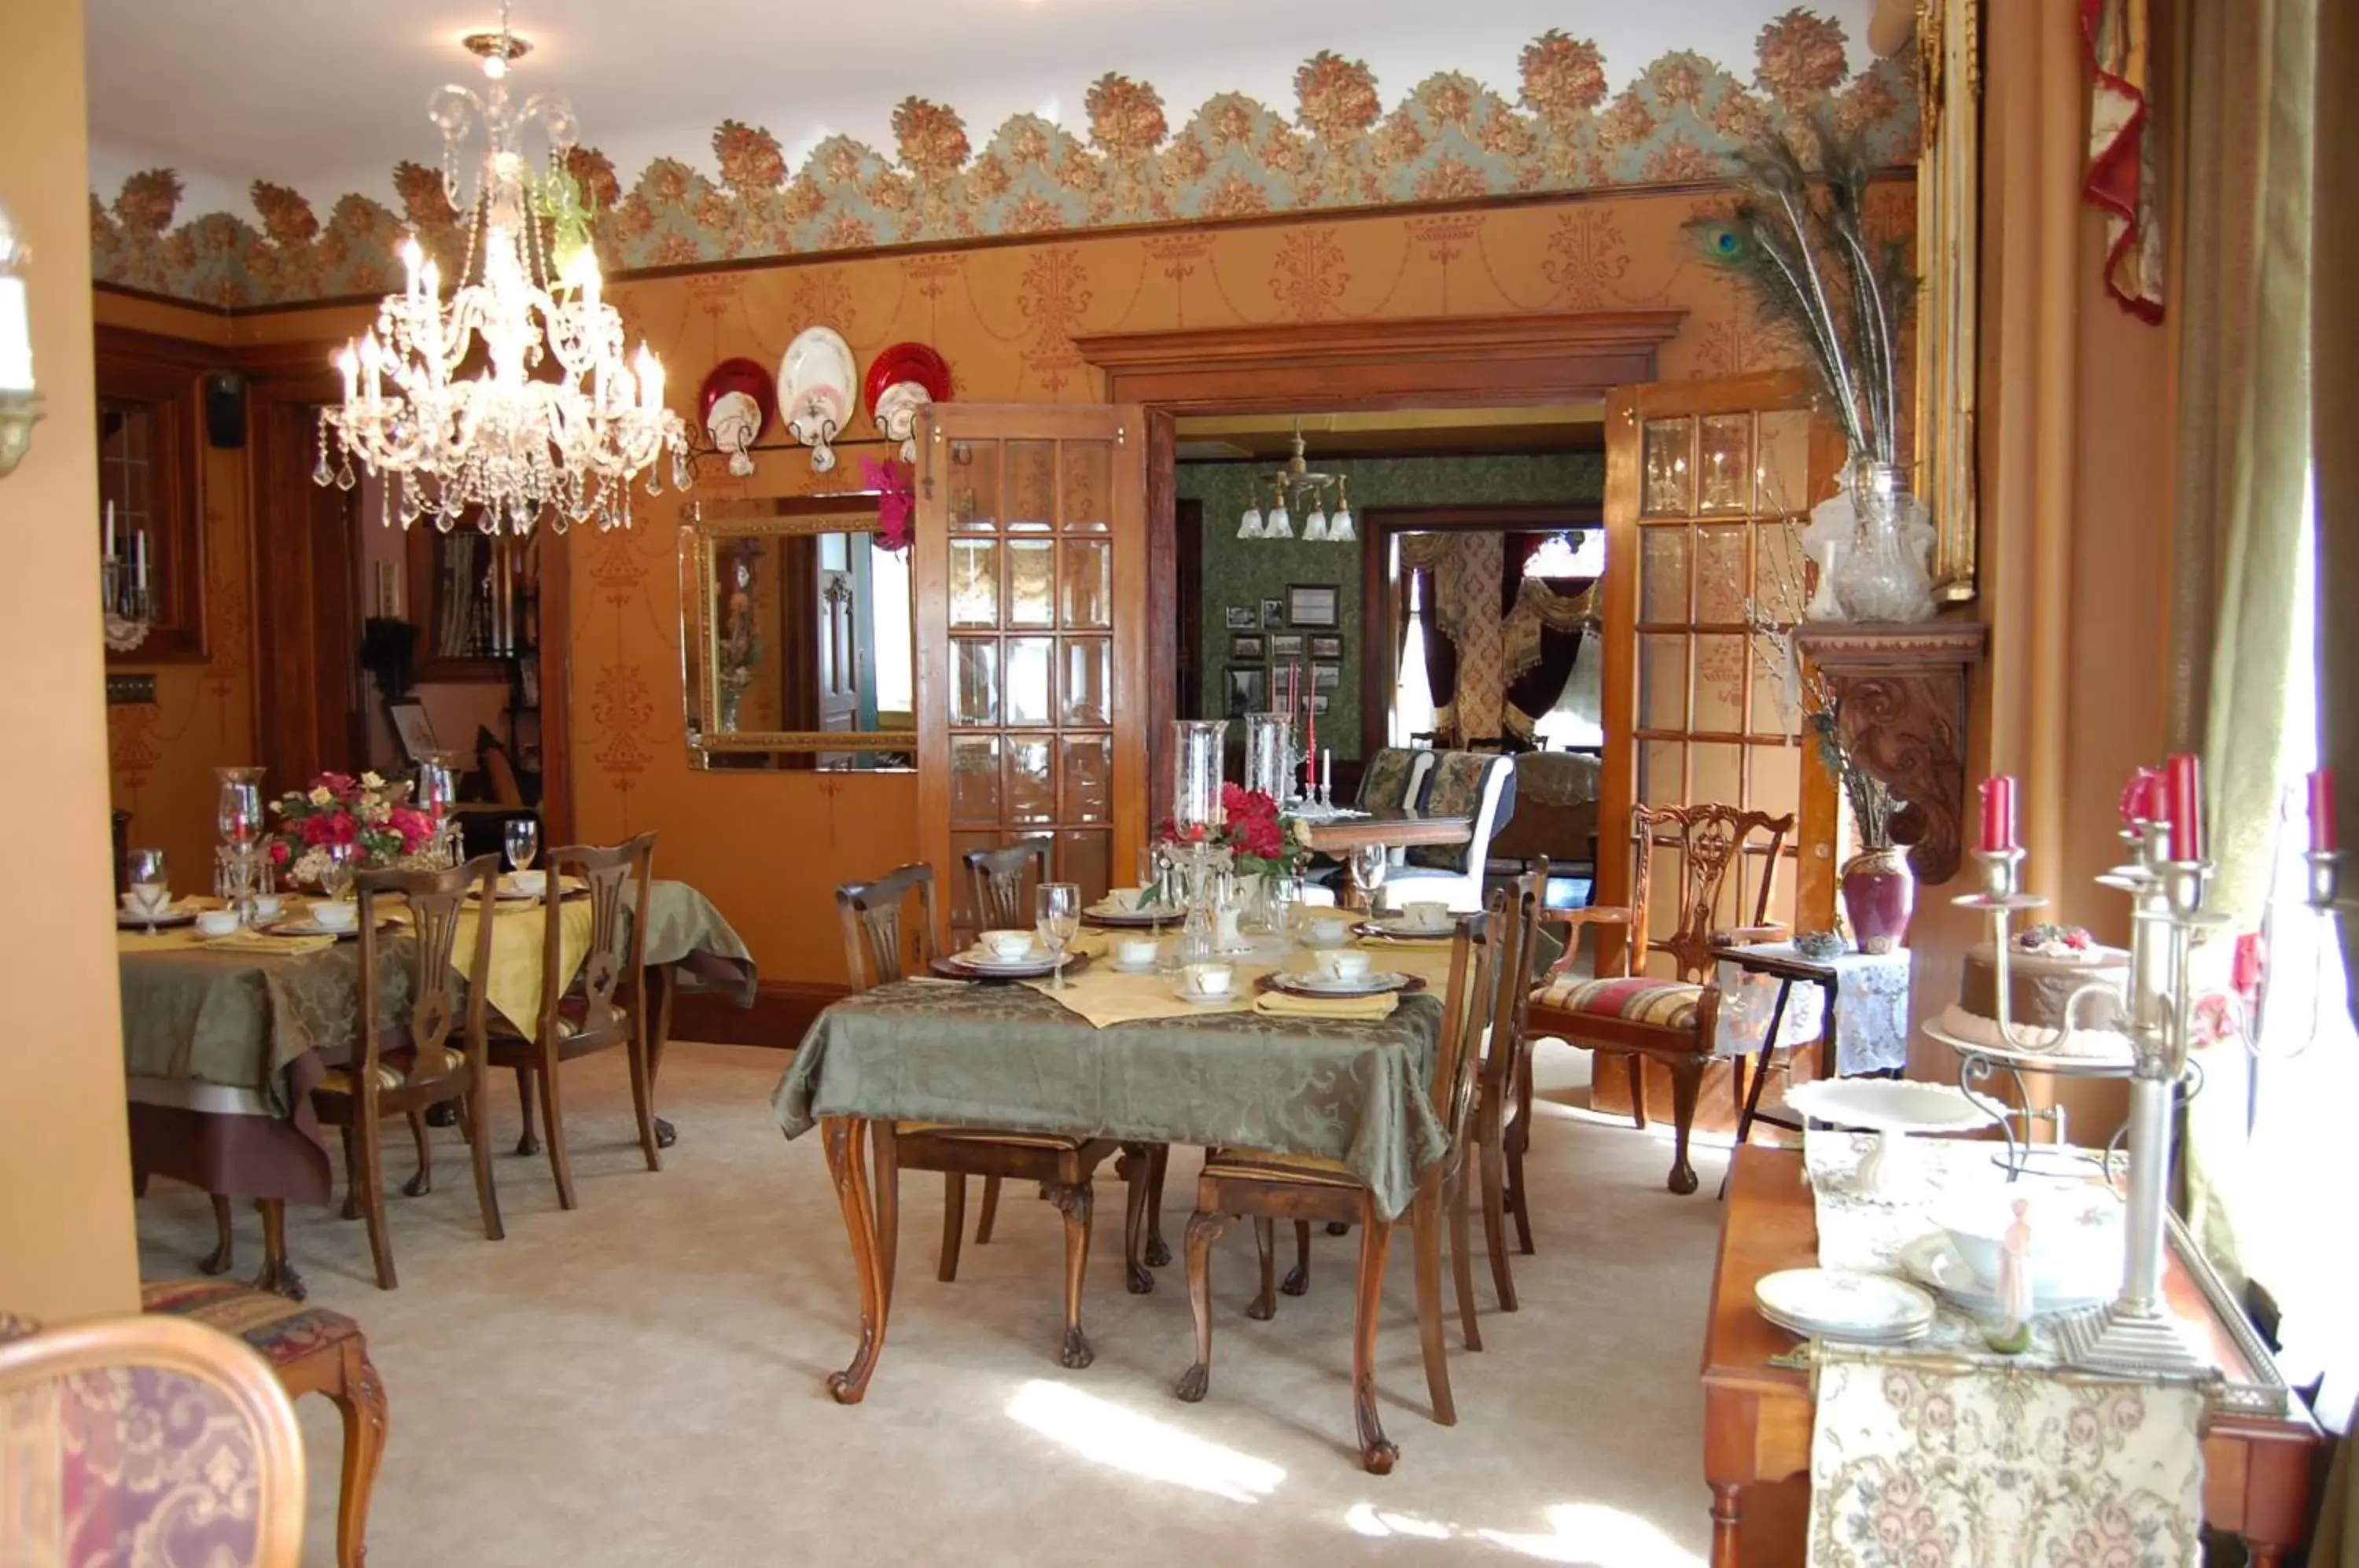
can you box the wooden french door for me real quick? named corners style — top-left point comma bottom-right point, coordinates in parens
top-left (1599, 373), bottom-right (1840, 966)
top-left (913, 403), bottom-right (1149, 948)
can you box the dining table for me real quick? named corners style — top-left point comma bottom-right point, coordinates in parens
top-left (118, 878), bottom-right (756, 1298)
top-left (772, 925), bottom-right (1470, 1416)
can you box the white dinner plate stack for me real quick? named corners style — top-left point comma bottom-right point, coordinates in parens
top-left (1754, 1268), bottom-right (1937, 1345)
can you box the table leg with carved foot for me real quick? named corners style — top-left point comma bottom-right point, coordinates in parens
top-left (820, 1117), bottom-right (889, 1404)
top-left (1047, 1181), bottom-right (1095, 1368)
top-left (199, 1194), bottom-right (235, 1275)
top-left (1143, 1144), bottom-right (1171, 1266)
top-left (252, 1198), bottom-right (307, 1302)
top-left (646, 963), bottom-right (678, 1149)
top-left (1282, 1220), bottom-right (1312, 1296)
top-left (1175, 1210), bottom-right (1227, 1402)
top-left (1352, 1208), bottom-right (1397, 1474)
top-left (513, 1066), bottom-right (541, 1158)
top-left (1246, 1217), bottom-right (1279, 1320)
top-left (1118, 1147), bottom-right (1154, 1294)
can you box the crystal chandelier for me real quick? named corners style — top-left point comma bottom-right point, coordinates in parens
top-left (315, 2), bottom-right (688, 535)
top-left (1236, 425), bottom-right (1353, 543)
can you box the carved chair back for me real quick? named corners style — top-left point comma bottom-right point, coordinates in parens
top-left (962, 839), bottom-right (1051, 933)
top-left (1428, 894), bottom-right (1505, 1158)
top-left (1476, 863), bottom-right (1548, 1108)
top-left (532, 832), bottom-right (657, 1055)
top-left (1626, 804), bottom-right (1794, 982)
top-left (354, 854), bottom-right (501, 1105)
top-left (837, 863), bottom-right (941, 991)
top-left (0, 1314), bottom-right (307, 1567)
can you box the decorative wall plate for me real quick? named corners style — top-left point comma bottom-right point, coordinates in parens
top-left (779, 327), bottom-right (856, 472)
top-left (697, 357), bottom-right (775, 477)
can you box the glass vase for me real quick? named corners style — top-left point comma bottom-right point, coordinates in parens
top-left (1170, 719), bottom-right (1229, 832)
top-left (1242, 712), bottom-right (1295, 804)
top-left (1829, 459), bottom-right (1936, 624)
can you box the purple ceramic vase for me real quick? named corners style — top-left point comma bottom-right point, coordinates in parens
top-left (1839, 846), bottom-right (1915, 954)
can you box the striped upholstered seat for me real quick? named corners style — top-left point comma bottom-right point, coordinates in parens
top-left (1530, 974), bottom-right (1702, 1031)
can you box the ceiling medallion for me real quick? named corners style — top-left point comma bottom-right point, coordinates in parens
top-left (315, 0), bottom-right (687, 535)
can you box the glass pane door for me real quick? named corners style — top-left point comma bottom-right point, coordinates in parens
top-left (919, 407), bottom-right (1144, 945)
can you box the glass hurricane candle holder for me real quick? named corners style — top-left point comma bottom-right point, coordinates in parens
top-left (1170, 720), bottom-right (1228, 832)
top-left (1242, 712), bottom-right (1294, 804)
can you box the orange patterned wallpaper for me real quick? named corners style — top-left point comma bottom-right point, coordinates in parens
top-left (565, 179), bottom-right (1914, 985)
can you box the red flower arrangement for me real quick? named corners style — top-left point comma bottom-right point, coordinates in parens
top-left (270, 770), bottom-right (436, 883)
top-left (1157, 783), bottom-right (1303, 878)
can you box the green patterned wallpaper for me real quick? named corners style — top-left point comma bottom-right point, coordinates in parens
top-left (1179, 453), bottom-right (1605, 760)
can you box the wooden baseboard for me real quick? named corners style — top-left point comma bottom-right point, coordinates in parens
top-left (669, 980), bottom-right (845, 1050)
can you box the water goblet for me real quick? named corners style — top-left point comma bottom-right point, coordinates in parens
top-left (127, 848), bottom-right (169, 935)
top-left (1036, 882), bottom-right (1081, 992)
top-left (320, 842), bottom-right (357, 905)
top-left (505, 817), bottom-right (539, 899)
top-left (1350, 841), bottom-right (1389, 915)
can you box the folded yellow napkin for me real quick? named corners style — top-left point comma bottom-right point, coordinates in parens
top-left (201, 929), bottom-right (337, 956)
top-left (1252, 990), bottom-right (1399, 1022)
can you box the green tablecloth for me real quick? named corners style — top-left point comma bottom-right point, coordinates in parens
top-left (120, 881), bottom-right (753, 1114)
top-left (772, 980), bottom-right (1449, 1220)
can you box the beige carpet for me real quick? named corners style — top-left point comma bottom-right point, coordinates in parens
top-left (134, 1040), bottom-right (1735, 1568)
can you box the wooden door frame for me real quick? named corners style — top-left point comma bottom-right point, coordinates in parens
top-left (1075, 309), bottom-right (1684, 823)
top-left (1353, 502), bottom-right (1603, 758)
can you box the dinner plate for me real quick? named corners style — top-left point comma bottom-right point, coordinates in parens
top-left (1359, 915), bottom-right (1458, 940)
top-left (931, 951), bottom-right (1090, 982)
top-left (1898, 1231), bottom-right (2111, 1318)
top-left (1260, 969), bottom-right (1419, 999)
top-left (264, 918), bottom-right (364, 940)
top-left (117, 903), bottom-right (199, 929)
top-left (1757, 1305), bottom-right (1930, 1346)
top-left (1083, 902), bottom-right (1181, 928)
top-left (1782, 1078), bottom-right (1997, 1135)
top-left (1754, 1268), bottom-right (1935, 1343)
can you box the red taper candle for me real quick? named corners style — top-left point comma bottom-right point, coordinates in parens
top-left (2165, 753), bottom-right (2203, 862)
top-left (1978, 775), bottom-right (2016, 852)
top-left (2309, 766), bottom-right (2338, 853)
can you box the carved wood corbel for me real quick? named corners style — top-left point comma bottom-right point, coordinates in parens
top-left (1791, 621), bottom-right (1988, 886)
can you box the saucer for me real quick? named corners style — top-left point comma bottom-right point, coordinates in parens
top-left (117, 901), bottom-right (197, 929)
top-left (1171, 986), bottom-right (1240, 1007)
top-left (1261, 969), bottom-right (1419, 1000)
top-left (266, 918), bottom-right (363, 941)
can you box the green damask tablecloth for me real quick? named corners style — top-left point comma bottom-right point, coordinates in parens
top-left (119, 881), bottom-right (753, 1115)
top-left (772, 980), bottom-right (1449, 1220)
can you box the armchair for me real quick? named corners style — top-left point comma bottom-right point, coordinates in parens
top-left (1525, 803), bottom-right (1793, 1193)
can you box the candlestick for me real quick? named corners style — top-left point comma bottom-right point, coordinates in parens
top-left (1978, 775), bottom-right (2015, 852)
top-left (1321, 748), bottom-right (1333, 804)
top-left (134, 528), bottom-right (148, 594)
top-left (2309, 767), bottom-right (2337, 855)
top-left (104, 499), bottom-right (116, 563)
top-left (2165, 753), bottom-right (2203, 863)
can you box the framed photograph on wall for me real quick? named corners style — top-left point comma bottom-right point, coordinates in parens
top-left (1268, 634), bottom-right (1305, 661)
top-left (386, 700), bottom-right (439, 765)
top-left (1286, 583), bottom-right (1340, 627)
top-left (1260, 596), bottom-right (1286, 628)
top-left (1308, 694), bottom-right (1331, 715)
top-left (1226, 664), bottom-right (1267, 716)
top-left (1224, 605), bottom-right (1258, 629)
top-left (1308, 634), bottom-right (1345, 661)
top-left (1230, 633), bottom-right (1265, 661)
top-left (1312, 662), bottom-right (1341, 692)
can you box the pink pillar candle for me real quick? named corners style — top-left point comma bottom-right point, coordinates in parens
top-left (2165, 753), bottom-right (2203, 862)
top-left (1978, 775), bottom-right (2016, 853)
top-left (2309, 766), bottom-right (2338, 853)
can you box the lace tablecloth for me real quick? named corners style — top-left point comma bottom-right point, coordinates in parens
top-left (1801, 1132), bottom-right (2206, 1566)
top-left (1713, 944), bottom-right (1912, 1076)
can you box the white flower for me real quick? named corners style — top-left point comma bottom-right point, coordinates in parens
top-left (307, 786), bottom-right (333, 806)
top-left (360, 771), bottom-right (385, 790)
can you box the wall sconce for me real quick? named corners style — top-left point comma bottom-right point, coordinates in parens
top-left (0, 201), bottom-right (42, 478)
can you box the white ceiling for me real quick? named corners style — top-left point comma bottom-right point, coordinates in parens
top-left (85, 0), bottom-right (1881, 223)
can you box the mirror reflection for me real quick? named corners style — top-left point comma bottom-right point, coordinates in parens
top-left (679, 498), bottom-right (916, 771)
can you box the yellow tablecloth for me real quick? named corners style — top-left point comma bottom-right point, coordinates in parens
top-left (1012, 929), bottom-right (1457, 1029)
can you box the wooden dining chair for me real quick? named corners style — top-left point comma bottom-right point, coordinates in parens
top-left (317, 854), bottom-right (506, 1289)
top-left (1525, 804), bottom-right (1792, 1194)
top-left (0, 1312), bottom-right (307, 1567)
top-left (956, 836), bottom-right (1052, 1246)
top-left (491, 831), bottom-right (663, 1210)
top-left (1174, 900), bottom-right (1498, 1474)
top-left (839, 863), bottom-right (1150, 1368)
top-left (1456, 860), bottom-right (1549, 1332)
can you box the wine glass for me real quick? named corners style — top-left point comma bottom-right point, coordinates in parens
top-left (1265, 873), bottom-right (1302, 940)
top-left (320, 842), bottom-right (356, 905)
top-left (127, 848), bottom-right (169, 933)
top-left (1350, 841), bottom-right (1389, 916)
top-left (504, 817), bottom-right (539, 897)
top-left (1036, 882), bottom-right (1081, 992)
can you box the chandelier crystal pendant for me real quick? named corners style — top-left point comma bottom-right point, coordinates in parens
top-left (1238, 425), bottom-right (1352, 545)
top-left (315, 1), bottom-right (689, 536)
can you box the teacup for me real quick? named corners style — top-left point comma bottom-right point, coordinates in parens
top-left (1306, 916), bottom-right (1350, 946)
top-left (1401, 900), bottom-right (1451, 932)
top-left (1316, 948), bottom-right (1374, 983)
top-left (1181, 963), bottom-right (1234, 999)
top-left (194, 909), bottom-right (242, 937)
top-left (504, 870), bottom-right (548, 898)
top-left (1115, 937), bottom-right (1160, 970)
top-left (309, 900), bottom-right (359, 933)
top-left (982, 929), bottom-right (1036, 961)
top-left (249, 893), bottom-right (285, 922)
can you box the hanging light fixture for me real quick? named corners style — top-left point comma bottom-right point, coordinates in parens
top-left (1238, 423), bottom-right (1352, 544)
top-left (315, 2), bottom-right (689, 535)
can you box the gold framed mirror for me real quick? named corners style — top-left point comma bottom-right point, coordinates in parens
top-left (1915, 0), bottom-right (1982, 601)
top-left (678, 494), bottom-right (917, 771)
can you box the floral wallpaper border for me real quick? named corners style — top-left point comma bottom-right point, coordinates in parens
top-left (90, 13), bottom-right (1916, 310)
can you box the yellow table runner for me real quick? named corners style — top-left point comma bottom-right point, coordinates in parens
top-left (1013, 929), bottom-right (1456, 1029)
top-left (114, 896), bottom-right (594, 1033)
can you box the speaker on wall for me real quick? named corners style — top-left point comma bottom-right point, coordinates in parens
top-left (204, 371), bottom-right (246, 448)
